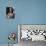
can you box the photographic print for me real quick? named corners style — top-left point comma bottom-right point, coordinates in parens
top-left (6, 7), bottom-right (15, 19)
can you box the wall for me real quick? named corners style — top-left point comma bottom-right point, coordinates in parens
top-left (16, 0), bottom-right (46, 24)
top-left (0, 0), bottom-right (46, 44)
top-left (0, 0), bottom-right (18, 44)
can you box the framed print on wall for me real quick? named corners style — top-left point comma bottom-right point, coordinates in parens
top-left (6, 7), bottom-right (15, 19)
